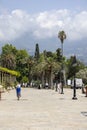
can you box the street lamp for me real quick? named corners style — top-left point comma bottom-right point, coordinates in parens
top-left (72, 56), bottom-right (77, 100)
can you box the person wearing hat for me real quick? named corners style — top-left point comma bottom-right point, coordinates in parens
top-left (16, 83), bottom-right (21, 100)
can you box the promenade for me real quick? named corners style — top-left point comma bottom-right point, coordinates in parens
top-left (0, 88), bottom-right (87, 130)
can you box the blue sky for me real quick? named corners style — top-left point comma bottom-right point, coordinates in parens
top-left (0, 0), bottom-right (87, 13)
top-left (0, 0), bottom-right (87, 58)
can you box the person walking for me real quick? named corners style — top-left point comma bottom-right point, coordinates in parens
top-left (16, 83), bottom-right (21, 100)
top-left (57, 83), bottom-right (60, 93)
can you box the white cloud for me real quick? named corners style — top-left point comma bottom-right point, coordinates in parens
top-left (0, 9), bottom-right (32, 41)
top-left (0, 9), bottom-right (87, 42)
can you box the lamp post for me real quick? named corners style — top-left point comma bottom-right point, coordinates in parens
top-left (72, 56), bottom-right (77, 100)
top-left (72, 74), bottom-right (77, 100)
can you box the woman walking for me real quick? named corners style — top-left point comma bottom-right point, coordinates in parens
top-left (16, 83), bottom-right (21, 100)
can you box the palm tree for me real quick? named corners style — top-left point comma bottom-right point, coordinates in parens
top-left (46, 57), bottom-right (61, 89)
top-left (58, 30), bottom-right (66, 59)
top-left (58, 30), bottom-right (66, 94)
top-left (32, 54), bottom-right (47, 88)
top-left (26, 56), bottom-right (34, 84)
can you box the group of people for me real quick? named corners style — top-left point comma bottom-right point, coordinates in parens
top-left (15, 82), bottom-right (62, 100)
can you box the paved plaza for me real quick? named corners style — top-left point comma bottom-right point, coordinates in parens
top-left (0, 87), bottom-right (87, 130)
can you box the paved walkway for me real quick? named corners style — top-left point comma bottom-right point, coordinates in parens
top-left (0, 88), bottom-right (87, 130)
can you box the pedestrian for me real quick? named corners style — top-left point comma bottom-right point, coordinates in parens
top-left (82, 83), bottom-right (85, 94)
top-left (16, 83), bottom-right (21, 100)
top-left (57, 83), bottom-right (61, 94)
top-left (45, 82), bottom-right (48, 89)
top-left (57, 83), bottom-right (60, 93)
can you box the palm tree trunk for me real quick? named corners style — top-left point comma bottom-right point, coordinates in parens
top-left (42, 71), bottom-right (45, 88)
top-left (50, 71), bottom-right (54, 89)
top-left (61, 43), bottom-right (63, 58)
top-left (48, 69), bottom-right (53, 89)
top-left (61, 43), bottom-right (64, 93)
top-left (63, 69), bottom-right (66, 85)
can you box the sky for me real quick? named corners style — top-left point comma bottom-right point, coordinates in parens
top-left (0, 0), bottom-right (87, 58)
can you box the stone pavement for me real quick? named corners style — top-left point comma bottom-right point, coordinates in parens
top-left (0, 88), bottom-right (87, 130)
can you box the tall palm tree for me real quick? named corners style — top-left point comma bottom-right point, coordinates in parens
top-left (27, 56), bottom-right (34, 84)
top-left (58, 30), bottom-right (66, 58)
top-left (46, 57), bottom-right (61, 89)
top-left (33, 53), bottom-right (61, 89)
top-left (32, 54), bottom-right (47, 88)
top-left (58, 30), bottom-right (66, 94)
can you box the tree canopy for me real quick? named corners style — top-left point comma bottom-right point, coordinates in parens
top-left (0, 43), bottom-right (86, 87)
